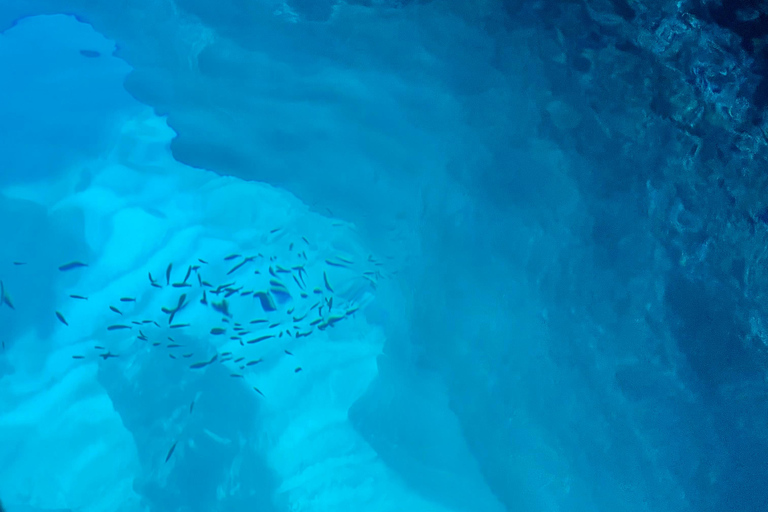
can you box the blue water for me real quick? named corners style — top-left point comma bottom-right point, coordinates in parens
top-left (0, 4), bottom-right (761, 512)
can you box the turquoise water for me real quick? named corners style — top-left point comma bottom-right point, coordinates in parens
top-left (0, 4), bottom-right (760, 512)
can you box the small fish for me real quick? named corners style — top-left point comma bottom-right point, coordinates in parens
top-left (183, 353), bottom-right (194, 358)
top-left (107, 324), bottom-right (132, 331)
top-left (79, 49), bottom-right (100, 58)
top-left (269, 322), bottom-right (280, 329)
top-left (172, 283), bottom-right (192, 288)
top-left (99, 352), bottom-right (119, 360)
top-left (289, 242), bottom-right (294, 251)
top-left (131, 320), bottom-right (142, 325)
top-left (246, 334), bottom-right (274, 344)
top-left (210, 328), bottom-right (226, 335)
top-left (200, 290), bottom-right (208, 305)
top-left (285, 350), bottom-right (293, 355)
top-left (253, 386), bottom-right (264, 397)
top-left (109, 306), bottom-right (122, 315)
top-left (120, 297), bottom-right (136, 302)
top-left (71, 355), bottom-right (85, 359)
top-left (58, 261), bottom-right (88, 272)
top-left (254, 292), bottom-right (277, 312)
top-left (197, 273), bottom-right (203, 286)
top-left (302, 236), bottom-right (310, 245)
top-left (165, 441), bottom-right (178, 463)
top-left (94, 345), bottom-right (105, 350)
top-left (227, 259), bottom-right (249, 275)
top-left (55, 311), bottom-right (68, 326)
top-left (250, 319), bottom-right (268, 324)
top-left (323, 272), bottom-right (334, 292)
top-left (270, 228), bottom-right (281, 234)
top-left (198, 258), bottom-right (208, 264)
top-left (167, 344), bottom-right (183, 348)
top-left (190, 401), bottom-right (195, 414)
top-left (230, 373), bottom-right (244, 378)
top-left (189, 353), bottom-right (218, 369)
top-left (183, 265), bottom-right (192, 284)
top-left (69, 294), bottom-right (88, 300)
top-left (325, 259), bottom-right (351, 268)
top-left (246, 359), bottom-right (263, 366)
top-left (234, 357), bottom-right (245, 363)
top-left (211, 299), bottom-right (232, 317)
top-left (296, 329), bottom-right (312, 338)
top-left (166, 263), bottom-right (173, 285)
top-left (148, 272), bottom-right (161, 288)
top-left (224, 254), bottom-right (241, 261)
top-left (294, 367), bottom-right (303, 373)
top-left (1, 281), bottom-right (14, 309)
top-left (13, 261), bottom-right (26, 266)
top-left (170, 323), bottom-right (190, 329)
top-left (169, 354), bottom-right (177, 359)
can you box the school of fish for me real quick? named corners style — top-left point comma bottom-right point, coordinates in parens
top-left (1, 230), bottom-right (386, 463)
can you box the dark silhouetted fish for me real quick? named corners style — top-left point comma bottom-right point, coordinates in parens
top-left (253, 386), bottom-right (264, 397)
top-left (71, 355), bottom-right (85, 359)
top-left (323, 272), bottom-right (334, 292)
top-left (165, 441), bottom-right (177, 462)
top-left (211, 299), bottom-right (231, 317)
top-left (99, 352), bottom-right (119, 360)
top-left (1, 281), bottom-right (14, 310)
top-left (224, 254), bottom-right (241, 261)
top-left (120, 297), bottom-right (136, 302)
top-left (227, 259), bottom-right (250, 275)
top-left (70, 294), bottom-right (88, 300)
top-left (200, 290), bottom-right (208, 305)
top-left (246, 359), bottom-right (263, 366)
top-left (170, 323), bottom-right (190, 329)
top-left (189, 353), bottom-right (217, 369)
top-left (109, 306), bottom-right (122, 315)
top-left (166, 263), bottom-right (173, 285)
top-left (285, 349), bottom-right (293, 355)
top-left (13, 261), bottom-right (26, 266)
top-left (246, 334), bottom-right (274, 344)
top-left (148, 272), bottom-right (161, 288)
top-left (295, 367), bottom-right (302, 373)
top-left (55, 311), bottom-right (68, 326)
top-left (59, 261), bottom-right (88, 272)
top-left (210, 328), bottom-right (226, 335)
top-left (198, 258), bottom-right (208, 264)
top-left (79, 49), bottom-right (100, 58)
top-left (107, 324), bottom-right (131, 331)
